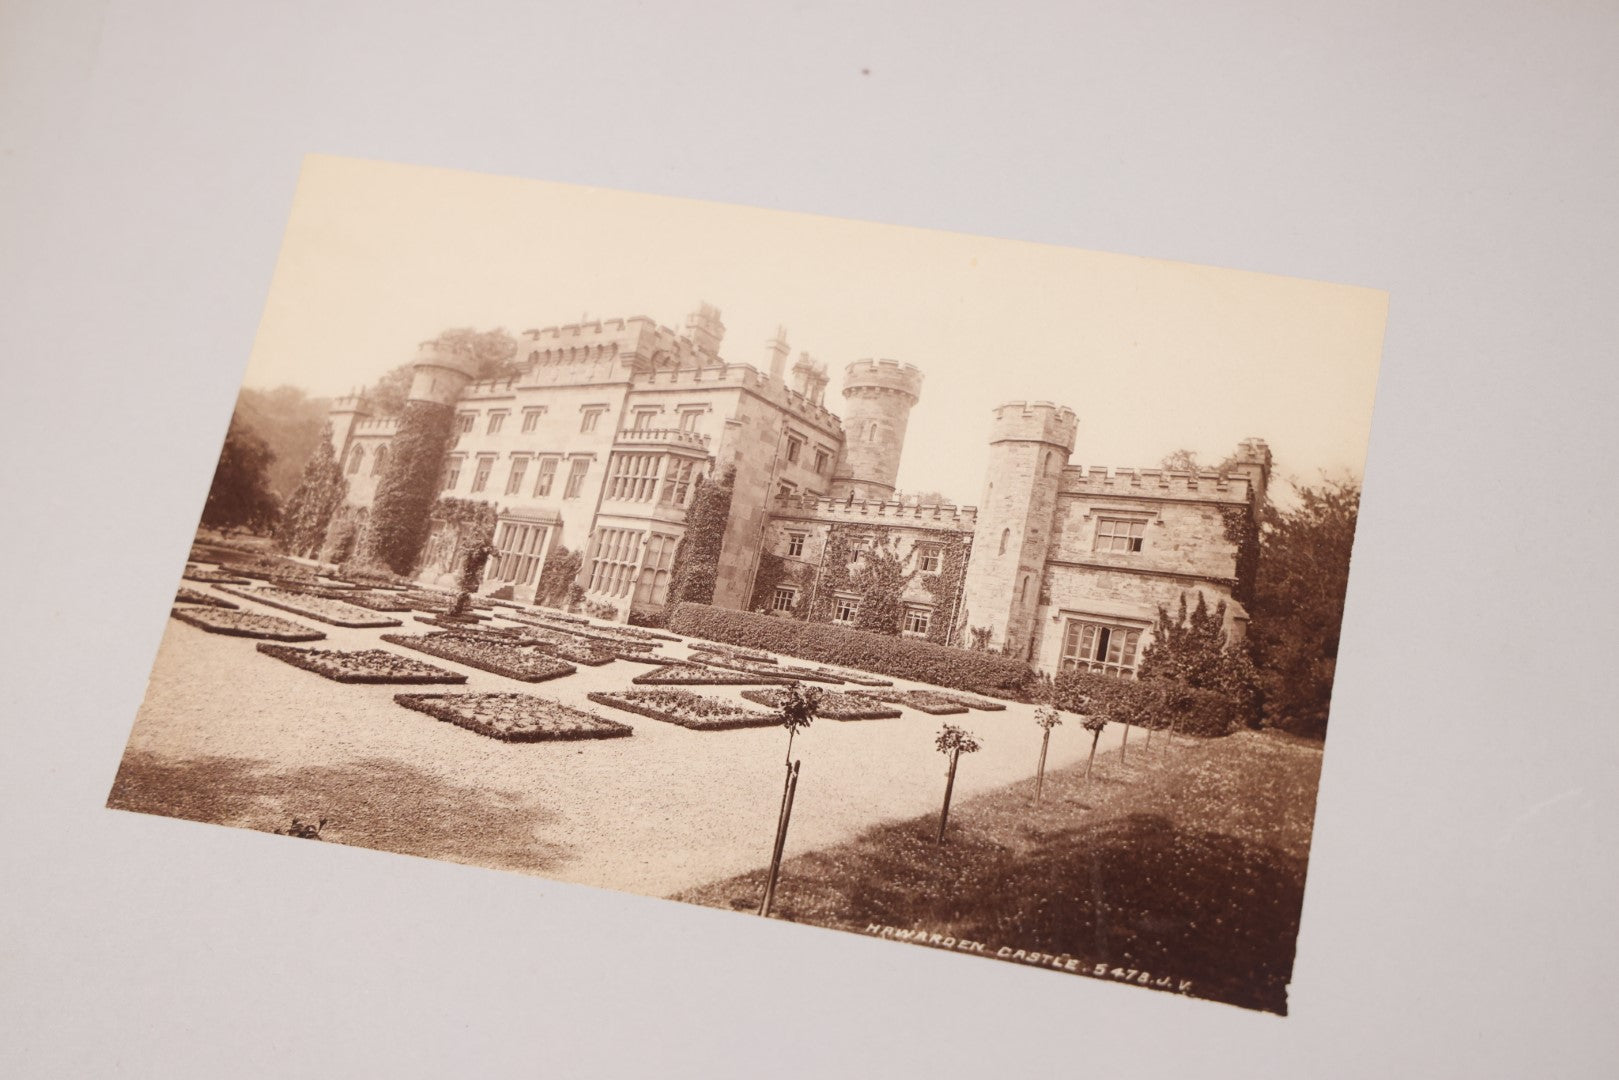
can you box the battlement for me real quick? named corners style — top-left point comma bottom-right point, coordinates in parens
top-left (989, 400), bottom-right (1079, 451)
top-left (631, 362), bottom-right (845, 433)
top-left (843, 358), bottom-right (923, 401)
top-left (768, 492), bottom-right (978, 530)
top-left (329, 394), bottom-right (372, 415)
top-left (351, 416), bottom-right (401, 436)
top-left (1058, 465), bottom-right (1252, 502)
top-left (1233, 437), bottom-right (1272, 465)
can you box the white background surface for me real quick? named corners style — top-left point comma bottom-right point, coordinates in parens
top-left (2, 2), bottom-right (1615, 1077)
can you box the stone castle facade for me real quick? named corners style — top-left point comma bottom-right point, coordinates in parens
top-left (327, 303), bottom-right (1270, 678)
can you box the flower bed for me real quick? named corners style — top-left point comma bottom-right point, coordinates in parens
top-left (690, 643), bottom-right (776, 663)
top-left (740, 688), bottom-right (903, 721)
top-left (601, 624), bottom-right (681, 643)
top-left (934, 691), bottom-right (1008, 711)
top-left (395, 692), bottom-right (632, 742)
top-left (181, 569), bottom-right (253, 585)
top-left (503, 627), bottom-right (616, 667)
top-left (216, 585), bottom-right (403, 628)
top-left (174, 586), bottom-right (239, 609)
top-left (631, 663), bottom-right (792, 686)
top-left (690, 653), bottom-right (845, 684)
top-left (586, 689), bottom-right (779, 731)
top-left (170, 607), bottom-right (325, 642)
top-left (811, 667), bottom-right (893, 687)
top-left (413, 614), bottom-right (489, 629)
top-left (380, 631), bottom-right (577, 683)
top-left (255, 644), bottom-right (468, 684)
top-left (855, 689), bottom-right (971, 715)
top-left (667, 602), bottom-right (1040, 701)
top-left (321, 589), bottom-right (414, 612)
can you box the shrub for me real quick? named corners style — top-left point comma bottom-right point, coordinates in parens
top-left (1053, 668), bottom-right (1240, 738)
top-left (666, 602), bottom-right (1041, 701)
top-left (365, 400), bottom-right (457, 574)
top-left (665, 466), bottom-right (734, 606)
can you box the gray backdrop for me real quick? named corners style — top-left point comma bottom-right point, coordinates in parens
top-left (2, 1), bottom-right (1615, 1076)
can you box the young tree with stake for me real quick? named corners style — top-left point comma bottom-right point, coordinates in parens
top-left (934, 724), bottom-right (982, 843)
top-left (1082, 714), bottom-right (1107, 789)
top-left (1033, 703), bottom-right (1063, 803)
top-left (759, 683), bottom-right (821, 917)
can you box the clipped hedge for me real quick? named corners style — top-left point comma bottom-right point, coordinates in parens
top-left (1053, 669), bottom-right (1241, 738)
top-left (665, 602), bottom-right (1040, 701)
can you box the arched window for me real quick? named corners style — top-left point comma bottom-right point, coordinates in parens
top-left (347, 445), bottom-right (365, 475)
top-left (1020, 574), bottom-right (1030, 603)
top-left (999, 528), bottom-right (1010, 555)
top-left (1045, 450), bottom-right (1055, 475)
top-left (371, 444), bottom-right (389, 476)
top-left (866, 421), bottom-right (879, 442)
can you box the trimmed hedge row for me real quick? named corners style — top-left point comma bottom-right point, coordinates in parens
top-left (666, 603), bottom-right (1040, 700)
top-left (1053, 670), bottom-right (1242, 738)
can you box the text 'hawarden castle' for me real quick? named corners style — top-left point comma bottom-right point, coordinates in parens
top-left (327, 303), bottom-right (1271, 677)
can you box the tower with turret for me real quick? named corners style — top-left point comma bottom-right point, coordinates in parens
top-left (405, 339), bottom-right (480, 409)
top-left (829, 359), bottom-right (923, 501)
top-left (959, 401), bottom-right (1080, 658)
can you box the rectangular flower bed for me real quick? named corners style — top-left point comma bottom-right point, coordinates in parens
top-left (216, 585), bottom-right (404, 629)
top-left (256, 644), bottom-right (469, 684)
top-left (740, 688), bottom-right (904, 721)
top-left (321, 589), bottom-right (414, 612)
top-left (170, 606), bottom-right (325, 642)
top-left (855, 689), bottom-right (971, 715)
top-left (174, 586), bottom-right (239, 609)
top-left (934, 691), bottom-right (1008, 711)
top-left (181, 569), bottom-right (253, 585)
top-left (811, 667), bottom-right (893, 687)
top-left (690, 653), bottom-right (846, 684)
top-left (631, 663), bottom-right (792, 686)
top-left (586, 689), bottom-right (779, 731)
top-left (380, 632), bottom-right (577, 683)
top-left (503, 628), bottom-right (616, 666)
top-left (395, 692), bottom-right (632, 742)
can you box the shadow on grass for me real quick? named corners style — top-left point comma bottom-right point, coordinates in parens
top-left (107, 750), bottom-right (568, 876)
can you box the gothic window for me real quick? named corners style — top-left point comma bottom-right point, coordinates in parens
top-left (505, 455), bottom-right (529, 495)
top-left (1094, 517), bottom-right (1147, 554)
top-left (1060, 618), bottom-right (1146, 678)
top-left (999, 528), bottom-right (1010, 555)
top-left (633, 532), bottom-right (679, 606)
top-left (564, 456), bottom-right (590, 499)
top-left (579, 407), bottom-right (607, 434)
top-left (470, 456), bottom-right (495, 493)
top-left (660, 457), bottom-right (697, 506)
top-left (677, 407), bottom-right (704, 432)
top-left (491, 520), bottom-right (547, 586)
top-left (865, 421), bottom-right (879, 442)
top-left (1020, 574), bottom-right (1031, 603)
top-left (370, 444), bottom-right (388, 476)
top-left (347, 444), bottom-right (365, 474)
top-left (631, 408), bottom-right (658, 431)
top-left (532, 456), bottom-right (559, 497)
top-left (606, 452), bottom-right (660, 501)
top-left (586, 527), bottom-right (644, 597)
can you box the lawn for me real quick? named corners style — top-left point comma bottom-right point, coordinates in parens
top-left (672, 729), bottom-right (1323, 1015)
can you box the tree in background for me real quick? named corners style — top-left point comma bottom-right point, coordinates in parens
top-left (274, 423), bottom-right (347, 557)
top-left (235, 385), bottom-right (331, 499)
top-left (364, 328), bottom-right (522, 416)
top-left (1246, 477), bottom-right (1361, 738)
top-left (200, 413), bottom-right (280, 534)
top-left (666, 466), bottom-right (735, 606)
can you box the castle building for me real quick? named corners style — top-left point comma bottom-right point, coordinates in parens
top-left (326, 303), bottom-right (1270, 677)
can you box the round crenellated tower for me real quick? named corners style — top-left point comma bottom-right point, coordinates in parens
top-left (406, 340), bottom-right (480, 409)
top-left (829, 358), bottom-right (924, 501)
top-left (960, 401), bottom-right (1080, 659)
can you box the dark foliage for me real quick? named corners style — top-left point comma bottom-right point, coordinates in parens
top-left (666, 466), bottom-right (734, 606)
top-left (201, 412), bottom-right (280, 534)
top-left (667, 602), bottom-right (1041, 700)
top-left (364, 400), bottom-right (456, 574)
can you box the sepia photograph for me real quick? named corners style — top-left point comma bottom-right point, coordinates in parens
top-left (107, 154), bottom-right (1386, 1016)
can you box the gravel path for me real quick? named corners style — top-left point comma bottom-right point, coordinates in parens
top-left (120, 577), bottom-right (1128, 898)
